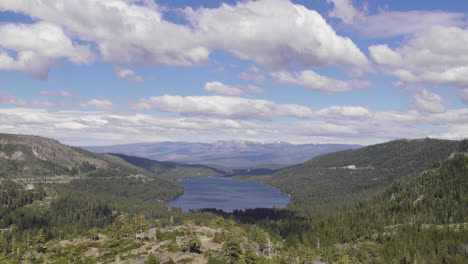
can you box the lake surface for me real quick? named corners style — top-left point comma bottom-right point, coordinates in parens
top-left (167, 177), bottom-right (290, 212)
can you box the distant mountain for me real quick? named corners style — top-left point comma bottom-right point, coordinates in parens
top-left (82, 140), bottom-right (362, 167)
top-left (261, 138), bottom-right (459, 217)
top-left (108, 153), bottom-right (226, 180)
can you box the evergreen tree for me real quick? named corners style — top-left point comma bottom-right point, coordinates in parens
top-left (35, 229), bottom-right (46, 253)
top-left (146, 253), bottom-right (160, 264)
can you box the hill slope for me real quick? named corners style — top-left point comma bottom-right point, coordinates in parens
top-left (263, 138), bottom-right (459, 217)
top-left (312, 143), bottom-right (468, 263)
top-left (0, 133), bottom-right (183, 200)
top-left (83, 141), bottom-right (362, 167)
top-left (108, 153), bottom-right (226, 180)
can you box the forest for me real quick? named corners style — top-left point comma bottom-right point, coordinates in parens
top-left (0, 135), bottom-right (466, 263)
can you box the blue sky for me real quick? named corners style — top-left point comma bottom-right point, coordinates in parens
top-left (0, 0), bottom-right (467, 146)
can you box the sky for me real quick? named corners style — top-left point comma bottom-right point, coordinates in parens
top-left (0, 0), bottom-right (467, 146)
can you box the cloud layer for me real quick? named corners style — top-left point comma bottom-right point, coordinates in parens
top-left (0, 0), bottom-right (368, 79)
top-left (132, 95), bottom-right (314, 121)
top-left (271, 70), bottom-right (371, 92)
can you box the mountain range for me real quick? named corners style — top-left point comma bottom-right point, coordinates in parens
top-left (1, 133), bottom-right (466, 263)
top-left (82, 140), bottom-right (362, 168)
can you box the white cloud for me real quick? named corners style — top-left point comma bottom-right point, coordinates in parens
top-left (203, 81), bottom-right (245, 96)
top-left (185, 0), bottom-right (369, 69)
top-left (315, 105), bottom-right (373, 119)
top-left (0, 104), bottom-right (467, 145)
top-left (326, 0), bottom-right (466, 38)
top-left (0, 21), bottom-right (94, 79)
top-left (203, 81), bottom-right (263, 96)
top-left (326, 0), bottom-right (365, 24)
top-left (40, 90), bottom-right (83, 99)
top-left (271, 70), bottom-right (371, 92)
top-left (0, 108), bottom-right (261, 145)
top-left (356, 11), bottom-right (466, 38)
top-left (0, 92), bottom-right (69, 108)
top-left (0, 0), bottom-right (209, 70)
top-left (132, 95), bottom-right (314, 121)
top-left (115, 68), bottom-right (143, 82)
top-left (80, 98), bottom-right (115, 110)
top-left (370, 26), bottom-right (468, 103)
top-left (237, 66), bottom-right (266, 83)
top-left (411, 89), bottom-right (445, 114)
top-left (0, 0), bottom-right (369, 78)
top-left (245, 85), bottom-right (264, 94)
top-left (457, 88), bottom-right (468, 104)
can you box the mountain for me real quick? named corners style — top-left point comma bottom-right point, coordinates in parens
top-left (82, 140), bottom-right (362, 168)
top-left (311, 141), bottom-right (468, 263)
top-left (1, 134), bottom-right (466, 263)
top-left (0, 133), bottom-right (183, 200)
top-left (108, 153), bottom-right (226, 180)
top-left (260, 138), bottom-right (459, 217)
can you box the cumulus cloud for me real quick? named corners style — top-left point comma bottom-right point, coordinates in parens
top-left (0, 0), bottom-right (209, 70)
top-left (271, 70), bottom-right (371, 93)
top-left (369, 25), bottom-right (468, 103)
top-left (237, 66), bottom-right (266, 83)
top-left (203, 81), bottom-right (263, 96)
top-left (132, 95), bottom-right (314, 121)
top-left (0, 92), bottom-right (70, 108)
top-left (40, 90), bottom-right (83, 99)
top-left (315, 105), bottom-right (373, 120)
top-left (80, 98), bottom-right (115, 110)
top-left (326, 0), bottom-right (466, 38)
top-left (203, 81), bottom-right (245, 96)
top-left (326, 0), bottom-right (366, 24)
top-left (115, 68), bottom-right (143, 82)
top-left (0, 108), bottom-right (261, 145)
top-left (185, 0), bottom-right (369, 69)
top-left (245, 85), bottom-right (264, 94)
top-left (0, 0), bottom-right (369, 78)
top-left (358, 11), bottom-right (466, 38)
top-left (457, 88), bottom-right (468, 104)
top-left (411, 89), bottom-right (446, 114)
top-left (0, 21), bottom-right (94, 79)
top-left (0, 103), bottom-right (467, 145)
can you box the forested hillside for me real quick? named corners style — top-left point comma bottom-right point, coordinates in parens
top-left (310, 146), bottom-right (468, 263)
top-left (226, 139), bottom-right (468, 263)
top-left (1, 135), bottom-right (466, 263)
top-left (264, 138), bottom-right (459, 217)
top-left (109, 153), bottom-right (225, 180)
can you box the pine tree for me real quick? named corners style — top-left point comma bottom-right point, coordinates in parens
top-left (146, 253), bottom-right (160, 264)
top-left (35, 229), bottom-right (46, 253)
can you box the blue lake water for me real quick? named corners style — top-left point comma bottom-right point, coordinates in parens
top-left (167, 177), bottom-right (290, 212)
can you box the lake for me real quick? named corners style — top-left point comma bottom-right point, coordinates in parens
top-left (167, 177), bottom-right (290, 212)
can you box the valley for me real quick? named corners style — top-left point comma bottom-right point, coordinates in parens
top-left (0, 133), bottom-right (467, 263)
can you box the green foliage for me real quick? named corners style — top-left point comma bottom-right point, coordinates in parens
top-left (189, 236), bottom-right (202, 253)
top-left (1, 135), bottom-right (466, 263)
top-left (457, 138), bottom-right (468, 152)
top-left (146, 253), bottom-right (161, 264)
top-left (222, 231), bottom-right (242, 261)
top-left (207, 257), bottom-right (228, 264)
top-left (243, 245), bottom-right (259, 264)
top-left (163, 259), bottom-right (176, 264)
top-left (62, 177), bottom-right (183, 201)
top-left (265, 138), bottom-right (458, 217)
top-left (0, 180), bottom-right (46, 228)
top-left (258, 153), bottom-right (468, 263)
top-left (35, 229), bottom-right (46, 253)
top-left (177, 258), bottom-right (194, 263)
